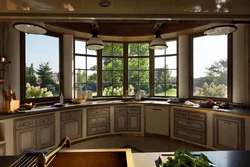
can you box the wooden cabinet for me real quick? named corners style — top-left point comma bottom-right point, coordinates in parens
top-left (87, 107), bottom-right (110, 136)
top-left (61, 110), bottom-right (82, 140)
top-left (0, 143), bottom-right (6, 156)
top-left (14, 113), bottom-right (55, 154)
top-left (213, 114), bottom-right (245, 150)
top-left (145, 106), bottom-right (170, 136)
top-left (114, 106), bottom-right (141, 132)
top-left (173, 109), bottom-right (207, 145)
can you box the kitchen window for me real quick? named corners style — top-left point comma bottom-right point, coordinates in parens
top-left (154, 39), bottom-right (178, 97)
top-left (74, 39), bottom-right (97, 97)
top-left (20, 32), bottom-right (63, 102)
top-left (102, 43), bottom-right (124, 96)
top-left (191, 34), bottom-right (232, 100)
top-left (128, 43), bottom-right (150, 95)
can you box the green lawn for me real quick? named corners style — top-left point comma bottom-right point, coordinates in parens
top-left (155, 88), bottom-right (177, 96)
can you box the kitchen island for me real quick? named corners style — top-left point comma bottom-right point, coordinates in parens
top-left (1, 150), bottom-right (250, 167)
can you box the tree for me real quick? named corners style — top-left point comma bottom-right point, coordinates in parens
top-left (26, 63), bottom-right (37, 86)
top-left (194, 58), bottom-right (228, 97)
top-left (194, 82), bottom-right (227, 98)
top-left (36, 62), bottom-right (56, 89)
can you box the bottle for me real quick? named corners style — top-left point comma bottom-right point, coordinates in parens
top-left (60, 91), bottom-right (64, 104)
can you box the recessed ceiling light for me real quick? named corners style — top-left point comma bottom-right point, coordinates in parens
top-left (99, 0), bottom-right (111, 7)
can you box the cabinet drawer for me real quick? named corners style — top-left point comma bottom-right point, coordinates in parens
top-left (174, 110), bottom-right (188, 118)
top-left (189, 112), bottom-right (206, 121)
top-left (87, 107), bottom-right (110, 116)
top-left (174, 127), bottom-right (206, 144)
top-left (87, 124), bottom-right (110, 136)
top-left (15, 117), bottom-right (36, 130)
top-left (128, 107), bottom-right (140, 114)
top-left (175, 118), bottom-right (205, 132)
top-left (61, 110), bottom-right (82, 120)
top-left (37, 114), bottom-right (55, 125)
top-left (88, 115), bottom-right (110, 125)
top-left (115, 107), bottom-right (127, 114)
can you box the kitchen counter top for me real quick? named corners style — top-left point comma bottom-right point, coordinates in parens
top-left (133, 150), bottom-right (250, 167)
top-left (1, 150), bottom-right (250, 167)
top-left (0, 100), bottom-right (249, 120)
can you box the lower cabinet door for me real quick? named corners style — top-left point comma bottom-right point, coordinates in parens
top-left (36, 123), bottom-right (55, 149)
top-left (115, 114), bottom-right (127, 132)
top-left (16, 128), bottom-right (36, 154)
top-left (0, 144), bottom-right (6, 156)
top-left (174, 127), bottom-right (206, 144)
top-left (128, 114), bottom-right (140, 131)
top-left (61, 119), bottom-right (82, 140)
top-left (213, 114), bottom-right (245, 150)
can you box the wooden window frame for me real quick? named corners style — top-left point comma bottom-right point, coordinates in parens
top-left (189, 33), bottom-right (233, 102)
top-left (127, 42), bottom-right (150, 96)
top-left (152, 38), bottom-right (179, 97)
top-left (20, 31), bottom-right (63, 103)
top-left (101, 42), bottom-right (125, 97)
top-left (74, 38), bottom-right (98, 98)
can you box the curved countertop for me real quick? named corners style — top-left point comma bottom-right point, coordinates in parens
top-left (0, 100), bottom-right (249, 120)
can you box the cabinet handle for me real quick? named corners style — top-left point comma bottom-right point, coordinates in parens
top-left (186, 132), bottom-right (192, 136)
top-left (153, 109), bottom-right (162, 111)
top-left (224, 121), bottom-right (231, 125)
top-left (186, 122), bottom-right (192, 125)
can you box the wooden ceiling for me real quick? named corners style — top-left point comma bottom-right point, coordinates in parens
top-left (47, 21), bottom-right (205, 36)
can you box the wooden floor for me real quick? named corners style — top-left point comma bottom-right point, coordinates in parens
top-left (67, 136), bottom-right (210, 152)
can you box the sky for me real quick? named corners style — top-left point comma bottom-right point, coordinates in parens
top-left (26, 35), bottom-right (227, 78)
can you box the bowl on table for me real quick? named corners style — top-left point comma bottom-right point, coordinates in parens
top-left (24, 102), bottom-right (36, 110)
top-left (71, 99), bottom-right (86, 104)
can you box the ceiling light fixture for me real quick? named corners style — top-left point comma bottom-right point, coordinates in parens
top-left (149, 24), bottom-right (167, 50)
top-left (13, 22), bottom-right (47, 34)
top-left (204, 24), bottom-right (237, 35)
top-left (99, 0), bottom-right (111, 7)
top-left (86, 24), bottom-right (104, 50)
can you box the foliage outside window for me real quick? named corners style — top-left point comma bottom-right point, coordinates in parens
top-left (128, 43), bottom-right (150, 95)
top-left (25, 33), bottom-right (61, 99)
top-left (74, 39), bottom-right (97, 97)
top-left (102, 43), bottom-right (124, 96)
top-left (192, 35), bottom-right (228, 98)
top-left (154, 40), bottom-right (177, 96)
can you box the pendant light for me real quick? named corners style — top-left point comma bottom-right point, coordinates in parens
top-left (13, 22), bottom-right (47, 34)
top-left (204, 24), bottom-right (237, 35)
top-left (86, 25), bottom-right (104, 50)
top-left (149, 24), bottom-right (167, 50)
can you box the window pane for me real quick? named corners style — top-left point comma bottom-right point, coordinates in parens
top-left (139, 43), bottom-right (149, 56)
top-left (87, 57), bottom-right (97, 69)
top-left (128, 43), bottom-right (139, 56)
top-left (102, 58), bottom-right (112, 70)
top-left (139, 58), bottom-right (149, 70)
top-left (140, 84), bottom-right (149, 95)
top-left (102, 43), bottom-right (112, 56)
top-left (75, 70), bottom-right (86, 83)
top-left (113, 43), bottom-right (123, 56)
top-left (154, 49), bottom-right (165, 56)
top-left (128, 71), bottom-right (139, 83)
top-left (128, 58), bottom-right (138, 70)
top-left (139, 71), bottom-right (149, 83)
top-left (75, 56), bottom-right (86, 69)
top-left (87, 70), bottom-right (97, 83)
top-left (103, 84), bottom-right (123, 96)
top-left (113, 58), bottom-right (123, 70)
top-left (75, 40), bottom-right (86, 54)
top-left (155, 57), bottom-right (165, 69)
top-left (113, 71), bottom-right (123, 84)
top-left (193, 35), bottom-right (228, 98)
top-left (165, 83), bottom-right (177, 96)
top-left (87, 82), bottom-right (97, 95)
top-left (155, 84), bottom-right (165, 96)
top-left (87, 49), bottom-right (97, 55)
top-left (166, 56), bottom-right (177, 69)
top-left (166, 40), bottom-right (177, 55)
top-left (155, 70), bottom-right (165, 83)
top-left (25, 34), bottom-right (60, 98)
top-left (167, 70), bottom-right (177, 83)
top-left (128, 83), bottom-right (139, 95)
